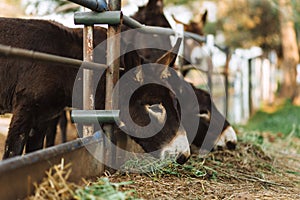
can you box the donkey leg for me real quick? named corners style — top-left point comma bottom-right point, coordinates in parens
top-left (45, 117), bottom-right (60, 147)
top-left (2, 107), bottom-right (32, 159)
top-left (26, 119), bottom-right (56, 153)
top-left (25, 129), bottom-right (45, 153)
top-left (59, 110), bottom-right (68, 143)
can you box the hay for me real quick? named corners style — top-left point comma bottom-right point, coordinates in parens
top-left (27, 160), bottom-right (138, 200)
top-left (107, 134), bottom-right (300, 199)
top-left (26, 159), bottom-right (78, 200)
top-left (27, 131), bottom-right (300, 200)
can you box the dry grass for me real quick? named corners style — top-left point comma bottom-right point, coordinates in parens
top-left (104, 129), bottom-right (300, 199)
top-left (27, 159), bottom-right (138, 200)
top-left (26, 159), bottom-right (78, 200)
top-left (27, 131), bottom-right (300, 200)
top-left (108, 140), bottom-right (300, 199)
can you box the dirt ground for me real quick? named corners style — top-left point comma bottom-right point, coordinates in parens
top-left (105, 140), bottom-right (300, 199)
top-left (3, 113), bottom-right (300, 199)
top-left (28, 134), bottom-right (300, 200)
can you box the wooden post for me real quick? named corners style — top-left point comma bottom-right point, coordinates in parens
top-left (83, 25), bottom-right (94, 137)
top-left (241, 59), bottom-right (245, 121)
top-left (224, 48), bottom-right (231, 118)
top-left (174, 24), bottom-right (184, 72)
top-left (206, 35), bottom-right (214, 92)
top-left (248, 58), bottom-right (253, 116)
top-left (104, 0), bottom-right (122, 168)
top-left (207, 58), bottom-right (213, 92)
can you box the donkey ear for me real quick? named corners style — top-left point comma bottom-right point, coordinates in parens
top-left (172, 14), bottom-right (188, 30)
top-left (193, 9), bottom-right (208, 26)
top-left (156, 38), bottom-right (182, 68)
top-left (201, 10), bottom-right (208, 25)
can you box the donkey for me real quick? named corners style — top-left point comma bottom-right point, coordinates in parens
top-left (0, 18), bottom-right (190, 164)
top-left (127, 0), bottom-right (237, 151)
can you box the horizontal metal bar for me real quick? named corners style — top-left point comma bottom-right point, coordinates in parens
top-left (0, 133), bottom-right (102, 173)
top-left (73, 11), bottom-right (206, 43)
top-left (122, 15), bottom-right (207, 43)
top-left (0, 44), bottom-right (107, 70)
top-left (71, 110), bottom-right (120, 123)
top-left (67, 0), bottom-right (108, 12)
top-left (74, 11), bottom-right (122, 25)
top-left (122, 15), bottom-right (226, 52)
top-left (73, 12), bottom-right (226, 52)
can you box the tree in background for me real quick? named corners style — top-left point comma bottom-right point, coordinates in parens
top-left (291, 0), bottom-right (300, 48)
top-left (215, 0), bottom-right (281, 53)
top-left (214, 0), bottom-right (300, 101)
top-left (278, 0), bottom-right (299, 101)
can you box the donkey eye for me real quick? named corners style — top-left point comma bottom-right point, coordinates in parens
top-left (137, 100), bottom-right (142, 105)
top-left (200, 109), bottom-right (209, 115)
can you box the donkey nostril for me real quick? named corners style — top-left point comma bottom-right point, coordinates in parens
top-left (226, 141), bottom-right (237, 150)
top-left (176, 153), bottom-right (189, 165)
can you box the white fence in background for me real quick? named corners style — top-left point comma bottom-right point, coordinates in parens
top-left (227, 50), bottom-right (278, 124)
top-left (185, 45), bottom-right (279, 125)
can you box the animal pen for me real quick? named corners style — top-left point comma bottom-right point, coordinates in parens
top-left (0, 0), bottom-right (210, 199)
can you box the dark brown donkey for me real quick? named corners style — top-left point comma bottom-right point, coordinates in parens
top-left (126, 0), bottom-right (237, 151)
top-left (55, 0), bottom-right (237, 152)
top-left (0, 18), bottom-right (190, 163)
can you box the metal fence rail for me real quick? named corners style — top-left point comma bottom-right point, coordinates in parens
top-left (67, 0), bottom-right (108, 12)
top-left (0, 11), bottom-right (210, 71)
top-left (0, 44), bottom-right (107, 70)
top-left (74, 12), bottom-right (207, 44)
top-left (71, 110), bottom-right (120, 123)
top-left (74, 11), bottom-right (122, 25)
top-left (123, 15), bottom-right (206, 44)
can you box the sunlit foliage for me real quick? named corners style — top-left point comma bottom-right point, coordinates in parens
top-left (215, 0), bottom-right (281, 52)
